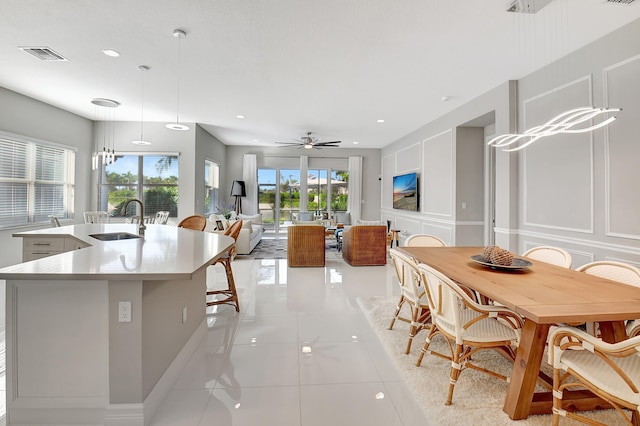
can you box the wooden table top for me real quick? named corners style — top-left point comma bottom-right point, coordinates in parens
top-left (399, 246), bottom-right (640, 325)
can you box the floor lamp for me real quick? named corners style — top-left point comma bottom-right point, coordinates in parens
top-left (230, 180), bottom-right (246, 214)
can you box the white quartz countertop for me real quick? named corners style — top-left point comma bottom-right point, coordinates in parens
top-left (0, 224), bottom-right (234, 280)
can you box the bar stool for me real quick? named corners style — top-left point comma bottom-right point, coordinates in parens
top-left (207, 220), bottom-right (243, 312)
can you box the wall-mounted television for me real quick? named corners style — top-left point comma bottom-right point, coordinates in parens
top-left (393, 172), bottom-right (419, 211)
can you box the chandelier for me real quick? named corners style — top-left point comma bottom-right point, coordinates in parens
top-left (488, 107), bottom-right (621, 152)
top-left (91, 98), bottom-right (119, 170)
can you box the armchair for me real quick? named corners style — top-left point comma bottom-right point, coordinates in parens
top-left (341, 225), bottom-right (387, 266)
top-left (287, 225), bottom-right (326, 267)
top-left (548, 326), bottom-right (640, 425)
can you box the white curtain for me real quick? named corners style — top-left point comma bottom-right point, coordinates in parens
top-left (348, 156), bottom-right (362, 222)
top-left (299, 156), bottom-right (308, 212)
top-left (242, 154), bottom-right (257, 214)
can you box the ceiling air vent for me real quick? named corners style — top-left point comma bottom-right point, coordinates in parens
top-left (18, 46), bottom-right (68, 61)
top-left (604, 0), bottom-right (638, 4)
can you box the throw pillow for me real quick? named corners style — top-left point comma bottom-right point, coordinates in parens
top-left (238, 213), bottom-right (262, 225)
top-left (209, 214), bottom-right (228, 230)
top-left (298, 211), bottom-right (314, 221)
top-left (356, 219), bottom-right (383, 226)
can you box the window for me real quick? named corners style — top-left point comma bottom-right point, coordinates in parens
top-left (204, 159), bottom-right (219, 216)
top-left (257, 167), bottom-right (348, 234)
top-left (0, 133), bottom-right (75, 227)
top-left (98, 154), bottom-right (178, 218)
top-left (258, 168), bottom-right (277, 226)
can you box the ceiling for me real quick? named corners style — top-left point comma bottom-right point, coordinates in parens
top-left (1, 0), bottom-right (639, 149)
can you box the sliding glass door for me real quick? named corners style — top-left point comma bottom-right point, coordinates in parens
top-left (258, 166), bottom-right (348, 235)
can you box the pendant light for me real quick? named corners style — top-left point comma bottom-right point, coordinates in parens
top-left (91, 98), bottom-right (119, 170)
top-left (132, 65), bottom-right (152, 145)
top-left (166, 29), bottom-right (189, 131)
top-left (489, 0), bottom-right (621, 152)
top-left (488, 107), bottom-right (621, 152)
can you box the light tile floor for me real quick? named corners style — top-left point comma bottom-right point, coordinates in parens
top-left (150, 251), bottom-right (429, 426)
top-left (0, 247), bottom-right (428, 426)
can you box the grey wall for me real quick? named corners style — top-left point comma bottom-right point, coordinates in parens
top-left (381, 81), bottom-right (515, 247)
top-left (195, 124), bottom-right (228, 215)
top-left (514, 17), bottom-right (640, 268)
top-left (0, 87), bottom-right (93, 268)
top-left (381, 17), bottom-right (640, 267)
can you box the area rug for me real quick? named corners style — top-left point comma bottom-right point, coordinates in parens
top-left (357, 296), bottom-right (623, 425)
top-left (237, 237), bottom-right (344, 261)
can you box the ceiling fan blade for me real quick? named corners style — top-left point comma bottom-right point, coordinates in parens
top-left (315, 141), bottom-right (341, 146)
top-left (275, 141), bottom-right (303, 145)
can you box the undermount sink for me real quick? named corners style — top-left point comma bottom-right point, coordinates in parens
top-left (89, 232), bottom-right (142, 241)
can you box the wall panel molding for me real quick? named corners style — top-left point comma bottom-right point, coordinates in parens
top-left (522, 75), bottom-right (594, 233)
top-left (603, 53), bottom-right (640, 240)
top-left (422, 130), bottom-right (453, 218)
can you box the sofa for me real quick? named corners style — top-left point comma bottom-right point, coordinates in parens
top-left (207, 213), bottom-right (264, 254)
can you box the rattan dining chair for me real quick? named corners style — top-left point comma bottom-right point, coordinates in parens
top-left (548, 326), bottom-right (640, 426)
top-left (575, 261), bottom-right (640, 337)
top-left (207, 219), bottom-right (243, 312)
top-left (388, 248), bottom-right (431, 354)
top-left (177, 215), bottom-right (207, 231)
top-left (523, 246), bottom-right (572, 268)
top-left (155, 211), bottom-right (170, 224)
top-left (404, 234), bottom-right (447, 247)
top-left (84, 211), bottom-right (109, 224)
top-left (415, 262), bottom-right (523, 406)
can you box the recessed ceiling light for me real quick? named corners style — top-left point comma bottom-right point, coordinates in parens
top-left (91, 98), bottom-right (120, 108)
top-left (102, 49), bottom-right (120, 57)
top-left (236, 115), bottom-right (245, 119)
top-left (377, 119), bottom-right (385, 123)
top-left (253, 139), bottom-right (259, 142)
top-left (441, 96), bottom-right (450, 102)
top-left (353, 141), bottom-right (359, 145)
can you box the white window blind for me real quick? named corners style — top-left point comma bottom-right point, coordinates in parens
top-left (0, 134), bottom-right (75, 227)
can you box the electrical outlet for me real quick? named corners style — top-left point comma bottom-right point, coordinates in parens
top-left (119, 301), bottom-right (132, 322)
top-left (182, 306), bottom-right (188, 324)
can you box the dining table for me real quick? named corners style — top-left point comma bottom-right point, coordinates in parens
top-left (399, 246), bottom-right (640, 420)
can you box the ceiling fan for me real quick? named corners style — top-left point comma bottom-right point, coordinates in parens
top-left (276, 132), bottom-right (341, 149)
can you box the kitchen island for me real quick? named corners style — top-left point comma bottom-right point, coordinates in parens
top-left (0, 223), bottom-right (234, 425)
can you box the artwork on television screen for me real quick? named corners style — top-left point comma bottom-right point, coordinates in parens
top-left (393, 172), bottom-right (418, 211)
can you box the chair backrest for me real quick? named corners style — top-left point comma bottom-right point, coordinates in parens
top-left (178, 215), bottom-right (207, 231)
top-left (84, 211), bottom-right (109, 224)
top-left (223, 219), bottom-right (243, 258)
top-left (155, 211), bottom-right (170, 224)
top-left (523, 246), bottom-right (572, 268)
top-left (389, 248), bottom-right (423, 302)
top-left (575, 261), bottom-right (640, 287)
top-left (224, 219), bottom-right (243, 241)
top-left (416, 262), bottom-right (458, 333)
top-left (49, 215), bottom-right (61, 227)
top-left (417, 262), bottom-right (487, 338)
top-left (404, 234), bottom-right (447, 247)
